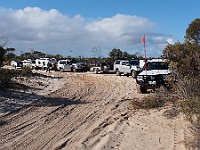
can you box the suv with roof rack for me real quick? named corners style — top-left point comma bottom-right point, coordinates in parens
top-left (136, 59), bottom-right (171, 93)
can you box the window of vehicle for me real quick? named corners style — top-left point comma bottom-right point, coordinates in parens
top-left (115, 61), bottom-right (120, 64)
top-left (130, 60), bottom-right (139, 66)
top-left (122, 62), bottom-right (127, 65)
top-left (60, 61), bottom-right (65, 64)
top-left (146, 62), bottom-right (168, 70)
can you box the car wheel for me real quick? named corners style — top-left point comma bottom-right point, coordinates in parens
top-left (131, 71), bottom-right (136, 78)
top-left (72, 68), bottom-right (76, 72)
top-left (116, 70), bottom-right (121, 76)
top-left (140, 86), bottom-right (147, 93)
top-left (94, 68), bottom-right (98, 74)
top-left (60, 68), bottom-right (64, 72)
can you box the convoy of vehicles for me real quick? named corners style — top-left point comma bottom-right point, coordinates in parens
top-left (9, 57), bottom-right (171, 94)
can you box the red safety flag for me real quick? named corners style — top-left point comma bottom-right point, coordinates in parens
top-left (142, 34), bottom-right (146, 49)
top-left (142, 34), bottom-right (146, 68)
top-left (142, 34), bottom-right (145, 43)
top-left (30, 49), bottom-right (34, 53)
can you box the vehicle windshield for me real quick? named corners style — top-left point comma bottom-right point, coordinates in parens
top-left (146, 62), bottom-right (168, 70)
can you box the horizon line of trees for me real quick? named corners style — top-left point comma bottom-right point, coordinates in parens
top-left (1, 44), bottom-right (162, 67)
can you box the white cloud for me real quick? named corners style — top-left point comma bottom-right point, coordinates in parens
top-left (166, 37), bottom-right (175, 45)
top-left (0, 7), bottom-right (173, 57)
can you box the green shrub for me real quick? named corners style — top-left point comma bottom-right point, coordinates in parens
top-left (0, 68), bottom-right (13, 88)
top-left (20, 67), bottom-right (32, 77)
top-left (0, 67), bottom-right (32, 89)
top-left (131, 95), bottom-right (165, 109)
top-left (162, 18), bottom-right (200, 148)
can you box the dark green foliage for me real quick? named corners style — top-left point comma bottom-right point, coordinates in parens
top-left (185, 18), bottom-right (200, 44)
top-left (20, 67), bottom-right (32, 77)
top-left (0, 68), bottom-right (13, 88)
top-left (130, 96), bottom-right (165, 109)
top-left (0, 68), bottom-right (32, 89)
top-left (163, 18), bottom-right (200, 146)
top-left (0, 47), bottom-right (6, 66)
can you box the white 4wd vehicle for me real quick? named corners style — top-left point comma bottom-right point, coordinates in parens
top-left (136, 59), bottom-right (171, 93)
top-left (90, 62), bottom-right (109, 74)
top-left (57, 59), bottom-right (72, 72)
top-left (113, 60), bottom-right (140, 78)
top-left (57, 59), bottom-right (86, 72)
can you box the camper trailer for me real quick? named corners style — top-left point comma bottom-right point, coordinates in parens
top-left (35, 58), bottom-right (57, 70)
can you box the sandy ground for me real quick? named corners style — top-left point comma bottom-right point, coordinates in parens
top-left (0, 69), bottom-right (194, 150)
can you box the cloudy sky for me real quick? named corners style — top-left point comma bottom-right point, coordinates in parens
top-left (0, 0), bottom-right (199, 58)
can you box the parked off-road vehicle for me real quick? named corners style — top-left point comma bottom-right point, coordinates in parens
top-left (11, 60), bottom-right (23, 69)
top-left (90, 62), bottom-right (109, 74)
top-left (57, 59), bottom-right (72, 72)
top-left (35, 58), bottom-right (57, 70)
top-left (136, 59), bottom-right (171, 93)
top-left (113, 59), bottom-right (140, 78)
top-left (72, 62), bottom-right (87, 72)
top-left (57, 59), bottom-right (87, 72)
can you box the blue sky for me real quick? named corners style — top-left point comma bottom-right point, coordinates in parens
top-left (0, 0), bottom-right (199, 58)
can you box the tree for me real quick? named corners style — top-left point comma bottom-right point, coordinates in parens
top-left (54, 54), bottom-right (63, 60)
top-left (185, 18), bottom-right (200, 44)
top-left (0, 35), bottom-right (14, 67)
top-left (163, 18), bottom-right (200, 136)
top-left (163, 19), bottom-right (200, 78)
top-left (109, 48), bottom-right (123, 60)
top-left (91, 46), bottom-right (102, 58)
top-left (0, 47), bottom-right (6, 66)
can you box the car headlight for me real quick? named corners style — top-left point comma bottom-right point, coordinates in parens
top-left (150, 76), bottom-right (155, 80)
top-left (161, 75), bottom-right (166, 81)
top-left (137, 76), bottom-right (143, 81)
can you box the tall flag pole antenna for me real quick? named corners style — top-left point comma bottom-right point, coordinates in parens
top-left (142, 34), bottom-right (146, 68)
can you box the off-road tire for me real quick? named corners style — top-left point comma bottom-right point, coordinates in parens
top-left (94, 68), bottom-right (99, 74)
top-left (131, 71), bottom-right (136, 78)
top-left (72, 67), bottom-right (76, 72)
top-left (116, 70), bottom-right (121, 76)
top-left (60, 68), bottom-right (64, 72)
top-left (137, 85), bottom-right (147, 93)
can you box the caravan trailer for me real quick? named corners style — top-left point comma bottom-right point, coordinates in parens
top-left (35, 58), bottom-right (57, 70)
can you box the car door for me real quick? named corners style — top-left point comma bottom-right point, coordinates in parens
top-left (121, 61), bottom-right (130, 73)
top-left (64, 60), bottom-right (72, 71)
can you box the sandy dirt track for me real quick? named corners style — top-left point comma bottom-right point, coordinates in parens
top-left (0, 70), bottom-right (193, 150)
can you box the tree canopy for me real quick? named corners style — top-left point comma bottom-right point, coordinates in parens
top-left (185, 18), bottom-right (200, 44)
top-left (163, 18), bottom-right (200, 132)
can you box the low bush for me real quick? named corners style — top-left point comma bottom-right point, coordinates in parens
top-left (0, 68), bottom-right (13, 88)
top-left (0, 67), bottom-right (32, 89)
top-left (131, 94), bottom-right (165, 109)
